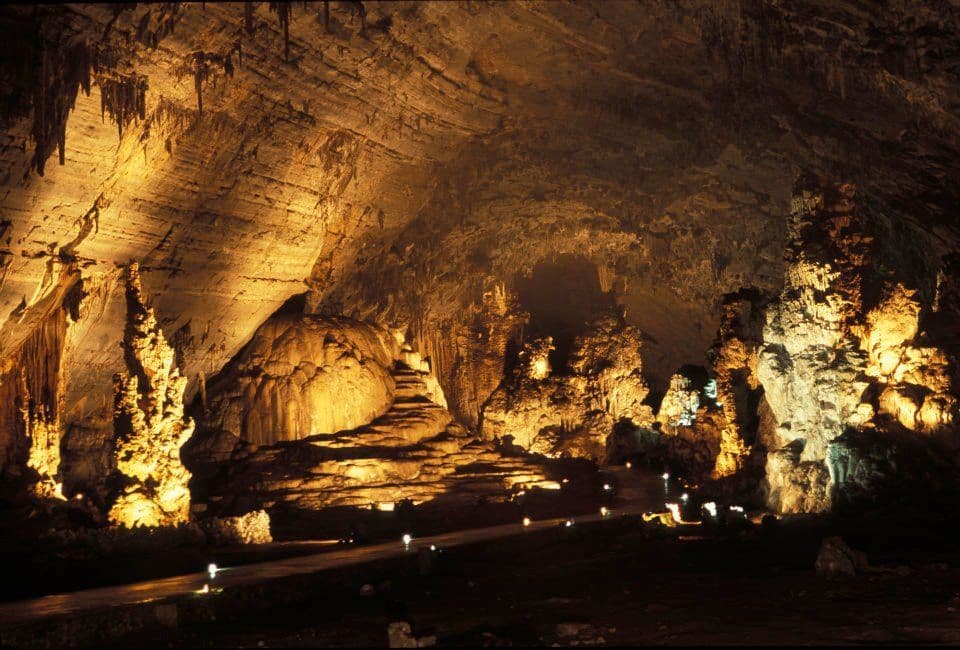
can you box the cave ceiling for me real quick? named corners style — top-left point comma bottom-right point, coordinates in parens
top-left (1, 0), bottom-right (958, 438)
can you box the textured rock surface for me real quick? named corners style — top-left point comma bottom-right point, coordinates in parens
top-left (199, 312), bottom-right (399, 448)
top-left (109, 264), bottom-right (193, 528)
top-left (481, 315), bottom-right (654, 460)
top-left (200, 508), bottom-right (272, 545)
top-left (759, 176), bottom-right (958, 513)
top-left (194, 355), bottom-right (558, 516)
top-left (1, 1), bottom-right (959, 516)
top-left (815, 536), bottom-right (870, 578)
top-left (708, 289), bottom-right (767, 477)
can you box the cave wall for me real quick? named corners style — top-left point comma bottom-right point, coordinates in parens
top-left (0, 1), bottom-right (959, 512)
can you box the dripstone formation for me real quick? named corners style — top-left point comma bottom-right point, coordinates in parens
top-left (0, 2), bottom-right (959, 539)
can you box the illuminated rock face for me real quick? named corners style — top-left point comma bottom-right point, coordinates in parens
top-left (709, 289), bottom-right (767, 478)
top-left (657, 374), bottom-right (702, 434)
top-left (201, 509), bottom-right (272, 545)
top-left (758, 177), bottom-right (958, 513)
top-left (109, 264), bottom-right (193, 528)
top-left (0, 2), bottom-right (959, 523)
top-left (199, 313), bottom-right (399, 448)
top-left (862, 284), bottom-right (957, 433)
top-left (481, 315), bottom-right (654, 460)
top-left (194, 345), bottom-right (556, 515)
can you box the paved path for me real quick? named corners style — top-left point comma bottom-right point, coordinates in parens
top-left (0, 468), bottom-right (672, 627)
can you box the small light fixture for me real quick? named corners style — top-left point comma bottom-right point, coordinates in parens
top-left (680, 493), bottom-right (689, 501)
top-left (430, 544), bottom-right (437, 551)
top-left (402, 533), bottom-right (412, 546)
top-left (562, 478), bottom-right (569, 484)
top-left (703, 501), bottom-right (717, 517)
top-left (522, 517), bottom-right (531, 527)
top-left (207, 563), bottom-right (218, 579)
top-left (565, 519), bottom-right (574, 527)
top-left (662, 472), bottom-right (670, 480)
top-left (603, 483), bottom-right (612, 491)
top-left (197, 583), bottom-right (210, 594)
top-left (600, 506), bottom-right (609, 518)
top-left (75, 493), bottom-right (83, 501)
top-left (625, 461), bottom-right (632, 469)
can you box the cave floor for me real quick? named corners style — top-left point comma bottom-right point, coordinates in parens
top-left (100, 514), bottom-right (960, 648)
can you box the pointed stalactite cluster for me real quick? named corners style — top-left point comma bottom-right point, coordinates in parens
top-left (98, 74), bottom-right (147, 139)
top-left (190, 46), bottom-right (241, 116)
top-left (109, 263), bottom-right (194, 528)
top-left (0, 4), bottom-right (182, 176)
top-left (132, 2), bottom-right (184, 51)
top-left (28, 29), bottom-right (92, 175)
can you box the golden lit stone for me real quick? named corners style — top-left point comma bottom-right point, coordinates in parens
top-left (108, 264), bottom-right (193, 528)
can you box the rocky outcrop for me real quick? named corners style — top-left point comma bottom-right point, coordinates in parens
top-left (759, 176), bottom-right (958, 513)
top-left (481, 315), bottom-right (654, 460)
top-left (108, 264), bottom-right (193, 528)
top-left (708, 289), bottom-right (767, 477)
top-left (199, 312), bottom-right (400, 449)
top-left (200, 509), bottom-right (272, 545)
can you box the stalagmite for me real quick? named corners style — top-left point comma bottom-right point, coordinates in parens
top-left (108, 263), bottom-right (194, 528)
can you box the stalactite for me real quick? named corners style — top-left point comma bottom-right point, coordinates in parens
top-left (269, 1), bottom-right (292, 62)
top-left (98, 73), bottom-right (148, 139)
top-left (28, 30), bottom-right (92, 175)
top-left (187, 46), bottom-right (241, 115)
top-left (0, 286), bottom-right (72, 495)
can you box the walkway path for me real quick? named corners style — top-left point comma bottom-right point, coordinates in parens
top-left (0, 467), bottom-right (672, 628)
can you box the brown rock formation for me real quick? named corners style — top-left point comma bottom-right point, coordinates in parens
top-left (199, 312), bottom-right (400, 449)
top-left (709, 288), bottom-right (767, 477)
top-left (196, 349), bottom-right (558, 516)
top-left (759, 175), bottom-right (958, 513)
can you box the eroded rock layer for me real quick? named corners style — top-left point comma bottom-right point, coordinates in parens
top-left (199, 312), bottom-right (400, 448)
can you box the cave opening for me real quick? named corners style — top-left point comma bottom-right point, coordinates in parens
top-left (513, 254), bottom-right (616, 375)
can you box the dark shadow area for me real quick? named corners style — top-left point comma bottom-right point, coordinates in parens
top-left (514, 254), bottom-right (615, 373)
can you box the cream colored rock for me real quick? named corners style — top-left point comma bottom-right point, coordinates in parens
top-left (109, 264), bottom-right (194, 528)
top-left (482, 315), bottom-right (653, 460)
top-left (657, 373), bottom-right (702, 435)
top-left (202, 509), bottom-right (272, 545)
top-left (201, 314), bottom-right (399, 448)
top-left (195, 357), bottom-right (557, 514)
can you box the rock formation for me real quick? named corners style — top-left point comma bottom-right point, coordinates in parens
top-left (0, 1), bottom-right (959, 528)
top-left (708, 289), bottom-right (767, 478)
top-left (481, 315), bottom-right (654, 460)
top-left (187, 308), bottom-right (559, 518)
top-left (199, 312), bottom-right (400, 449)
top-left (759, 176), bottom-right (958, 513)
top-left (109, 264), bottom-right (194, 528)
